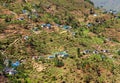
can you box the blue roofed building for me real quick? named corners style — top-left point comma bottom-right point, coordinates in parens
top-left (63, 25), bottom-right (72, 29)
top-left (11, 61), bottom-right (20, 68)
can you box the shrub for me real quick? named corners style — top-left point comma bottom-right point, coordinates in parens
top-left (84, 75), bottom-right (92, 83)
top-left (96, 77), bottom-right (104, 83)
top-left (54, 58), bottom-right (64, 67)
top-left (76, 62), bottom-right (81, 70)
top-left (5, 16), bottom-right (12, 22)
top-left (118, 50), bottom-right (120, 55)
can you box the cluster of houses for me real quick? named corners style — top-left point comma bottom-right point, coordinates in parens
top-left (29, 23), bottom-right (73, 35)
top-left (40, 23), bottom-right (72, 30)
top-left (48, 51), bottom-right (69, 59)
top-left (2, 59), bottom-right (20, 76)
top-left (81, 49), bottom-right (116, 60)
top-left (102, 9), bottom-right (118, 15)
top-left (41, 24), bottom-right (52, 29)
top-left (82, 49), bottom-right (109, 55)
top-left (14, 6), bottom-right (38, 21)
top-left (32, 51), bottom-right (69, 61)
top-left (29, 23), bottom-right (72, 34)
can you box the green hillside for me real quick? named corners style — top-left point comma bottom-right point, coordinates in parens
top-left (0, 0), bottom-right (120, 83)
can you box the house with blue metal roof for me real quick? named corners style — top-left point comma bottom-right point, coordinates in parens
top-left (62, 25), bottom-right (72, 30)
top-left (41, 23), bottom-right (52, 29)
top-left (11, 61), bottom-right (20, 68)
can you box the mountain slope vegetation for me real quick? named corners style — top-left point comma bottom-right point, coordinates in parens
top-left (0, 0), bottom-right (120, 83)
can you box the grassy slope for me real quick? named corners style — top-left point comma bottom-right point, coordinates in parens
top-left (0, 0), bottom-right (120, 83)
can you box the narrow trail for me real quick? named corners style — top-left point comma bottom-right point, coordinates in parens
top-left (8, 38), bottom-right (20, 47)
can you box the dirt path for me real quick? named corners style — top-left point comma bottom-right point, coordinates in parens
top-left (8, 38), bottom-right (20, 47)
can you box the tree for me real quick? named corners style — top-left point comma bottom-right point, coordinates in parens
top-left (77, 48), bottom-right (82, 58)
top-left (84, 75), bottom-right (92, 83)
top-left (118, 50), bottom-right (120, 56)
top-left (54, 56), bottom-right (64, 67)
top-left (5, 16), bottom-right (11, 22)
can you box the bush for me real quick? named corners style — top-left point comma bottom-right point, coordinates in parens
top-left (84, 75), bottom-right (92, 83)
top-left (54, 58), bottom-right (64, 67)
top-left (76, 62), bottom-right (81, 70)
top-left (53, 17), bottom-right (61, 24)
top-left (118, 50), bottom-right (120, 55)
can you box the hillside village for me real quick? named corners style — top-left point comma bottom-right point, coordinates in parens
top-left (0, 0), bottom-right (120, 83)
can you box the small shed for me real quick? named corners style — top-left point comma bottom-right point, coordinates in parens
top-left (24, 36), bottom-right (29, 40)
top-left (100, 55), bottom-right (106, 60)
top-left (22, 10), bottom-right (28, 14)
top-left (56, 51), bottom-right (69, 58)
top-left (48, 51), bottom-right (69, 59)
top-left (83, 50), bottom-right (90, 55)
top-left (41, 23), bottom-right (51, 29)
top-left (41, 24), bottom-right (46, 28)
top-left (11, 61), bottom-right (20, 68)
top-left (87, 23), bottom-right (93, 27)
top-left (48, 55), bottom-right (55, 59)
top-left (32, 27), bottom-right (39, 31)
top-left (101, 49), bottom-right (109, 53)
top-left (46, 24), bottom-right (51, 29)
top-left (4, 59), bottom-right (10, 67)
top-left (93, 14), bottom-right (97, 17)
top-left (63, 25), bottom-right (72, 29)
top-left (93, 50), bottom-right (99, 54)
top-left (17, 17), bottom-right (24, 21)
top-left (3, 67), bottom-right (17, 75)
